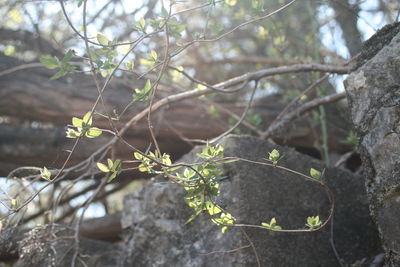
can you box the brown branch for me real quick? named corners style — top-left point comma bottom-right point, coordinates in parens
top-left (260, 92), bottom-right (346, 139)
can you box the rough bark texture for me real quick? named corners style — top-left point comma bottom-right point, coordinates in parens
top-left (330, 0), bottom-right (363, 57)
top-left (344, 23), bottom-right (400, 266)
top-left (121, 135), bottom-right (381, 266)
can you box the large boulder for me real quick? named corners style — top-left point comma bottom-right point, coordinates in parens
top-left (14, 224), bottom-right (119, 267)
top-left (121, 135), bottom-right (381, 266)
top-left (344, 22), bottom-right (400, 266)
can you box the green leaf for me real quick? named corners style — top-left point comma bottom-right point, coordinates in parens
top-left (306, 216), bottom-right (322, 229)
top-left (108, 172), bottom-right (117, 182)
top-left (149, 50), bottom-right (158, 61)
top-left (161, 7), bottom-right (169, 17)
top-left (50, 69), bottom-right (68, 80)
top-left (85, 127), bottom-right (102, 138)
top-left (82, 112), bottom-right (93, 125)
top-left (224, 0), bottom-right (237, 6)
top-left (261, 217), bottom-right (282, 230)
top-left (97, 162), bottom-right (110, 172)
top-left (107, 158), bottom-right (114, 169)
top-left (40, 167), bottom-right (51, 180)
top-left (125, 61), bottom-right (135, 70)
top-left (268, 149), bottom-right (280, 162)
top-left (66, 128), bottom-right (80, 138)
top-left (205, 201), bottom-right (222, 215)
top-left (112, 159), bottom-right (121, 171)
top-left (143, 79), bottom-right (152, 92)
top-left (11, 198), bottom-right (19, 207)
top-left (61, 49), bottom-right (74, 65)
top-left (97, 33), bottom-right (109, 46)
top-left (40, 55), bottom-right (59, 69)
top-left (134, 152), bottom-right (143, 160)
top-left (72, 117), bottom-right (83, 128)
top-left (310, 168), bottom-right (322, 180)
top-left (139, 18), bottom-right (146, 30)
top-left (185, 209), bottom-right (202, 224)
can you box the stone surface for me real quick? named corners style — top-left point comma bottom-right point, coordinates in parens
top-left (345, 24), bottom-right (400, 266)
top-left (14, 224), bottom-right (120, 267)
top-left (121, 135), bottom-right (381, 266)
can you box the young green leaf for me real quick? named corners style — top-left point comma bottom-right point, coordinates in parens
top-left (149, 50), bottom-right (158, 61)
top-left (268, 149), bottom-right (280, 162)
top-left (143, 79), bottom-right (152, 92)
top-left (310, 168), bottom-right (322, 180)
top-left (66, 128), bottom-right (80, 138)
top-left (205, 201), bottom-right (222, 215)
top-left (40, 167), bottom-right (51, 181)
top-left (40, 55), bottom-right (59, 69)
top-left (11, 198), bottom-right (19, 207)
top-left (134, 152), bottom-right (143, 160)
top-left (85, 127), bottom-right (102, 138)
top-left (72, 117), bottom-right (83, 128)
top-left (97, 33), bottom-right (109, 46)
top-left (306, 216), bottom-right (322, 229)
top-left (261, 217), bottom-right (282, 230)
top-left (107, 158), bottom-right (114, 169)
top-left (112, 159), bottom-right (121, 171)
top-left (139, 18), bottom-right (146, 30)
top-left (61, 49), bottom-right (74, 65)
top-left (108, 172), bottom-right (118, 182)
top-left (82, 112), bottom-right (93, 126)
top-left (50, 69), bottom-right (68, 80)
top-left (97, 162), bottom-right (110, 172)
top-left (225, 0), bottom-right (237, 6)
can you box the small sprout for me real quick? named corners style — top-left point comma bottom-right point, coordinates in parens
top-left (268, 149), bottom-right (280, 165)
top-left (212, 212), bottom-right (235, 233)
top-left (66, 112), bottom-right (102, 139)
top-left (149, 50), bottom-right (158, 61)
top-left (11, 198), bottom-right (19, 208)
top-left (306, 216), bottom-right (322, 229)
top-left (125, 61), bottom-right (135, 71)
top-left (310, 168), bottom-right (322, 180)
top-left (40, 167), bottom-right (51, 181)
top-left (97, 159), bottom-right (121, 182)
top-left (134, 17), bottom-right (146, 32)
top-left (261, 217), bottom-right (282, 230)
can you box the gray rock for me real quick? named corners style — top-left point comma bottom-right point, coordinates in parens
top-left (15, 224), bottom-right (119, 267)
top-left (121, 135), bottom-right (381, 266)
top-left (345, 23), bottom-right (400, 266)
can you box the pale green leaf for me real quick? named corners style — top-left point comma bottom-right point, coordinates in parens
top-left (310, 168), bottom-right (322, 180)
top-left (85, 127), bottom-right (102, 138)
top-left (72, 117), bottom-right (83, 128)
top-left (97, 162), bottom-right (110, 172)
top-left (40, 167), bottom-right (51, 180)
top-left (40, 55), bottom-right (59, 69)
top-left (82, 112), bottom-right (93, 125)
top-left (97, 33), bottom-right (109, 46)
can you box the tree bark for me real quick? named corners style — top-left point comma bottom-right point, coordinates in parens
top-left (330, 0), bottom-right (363, 56)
